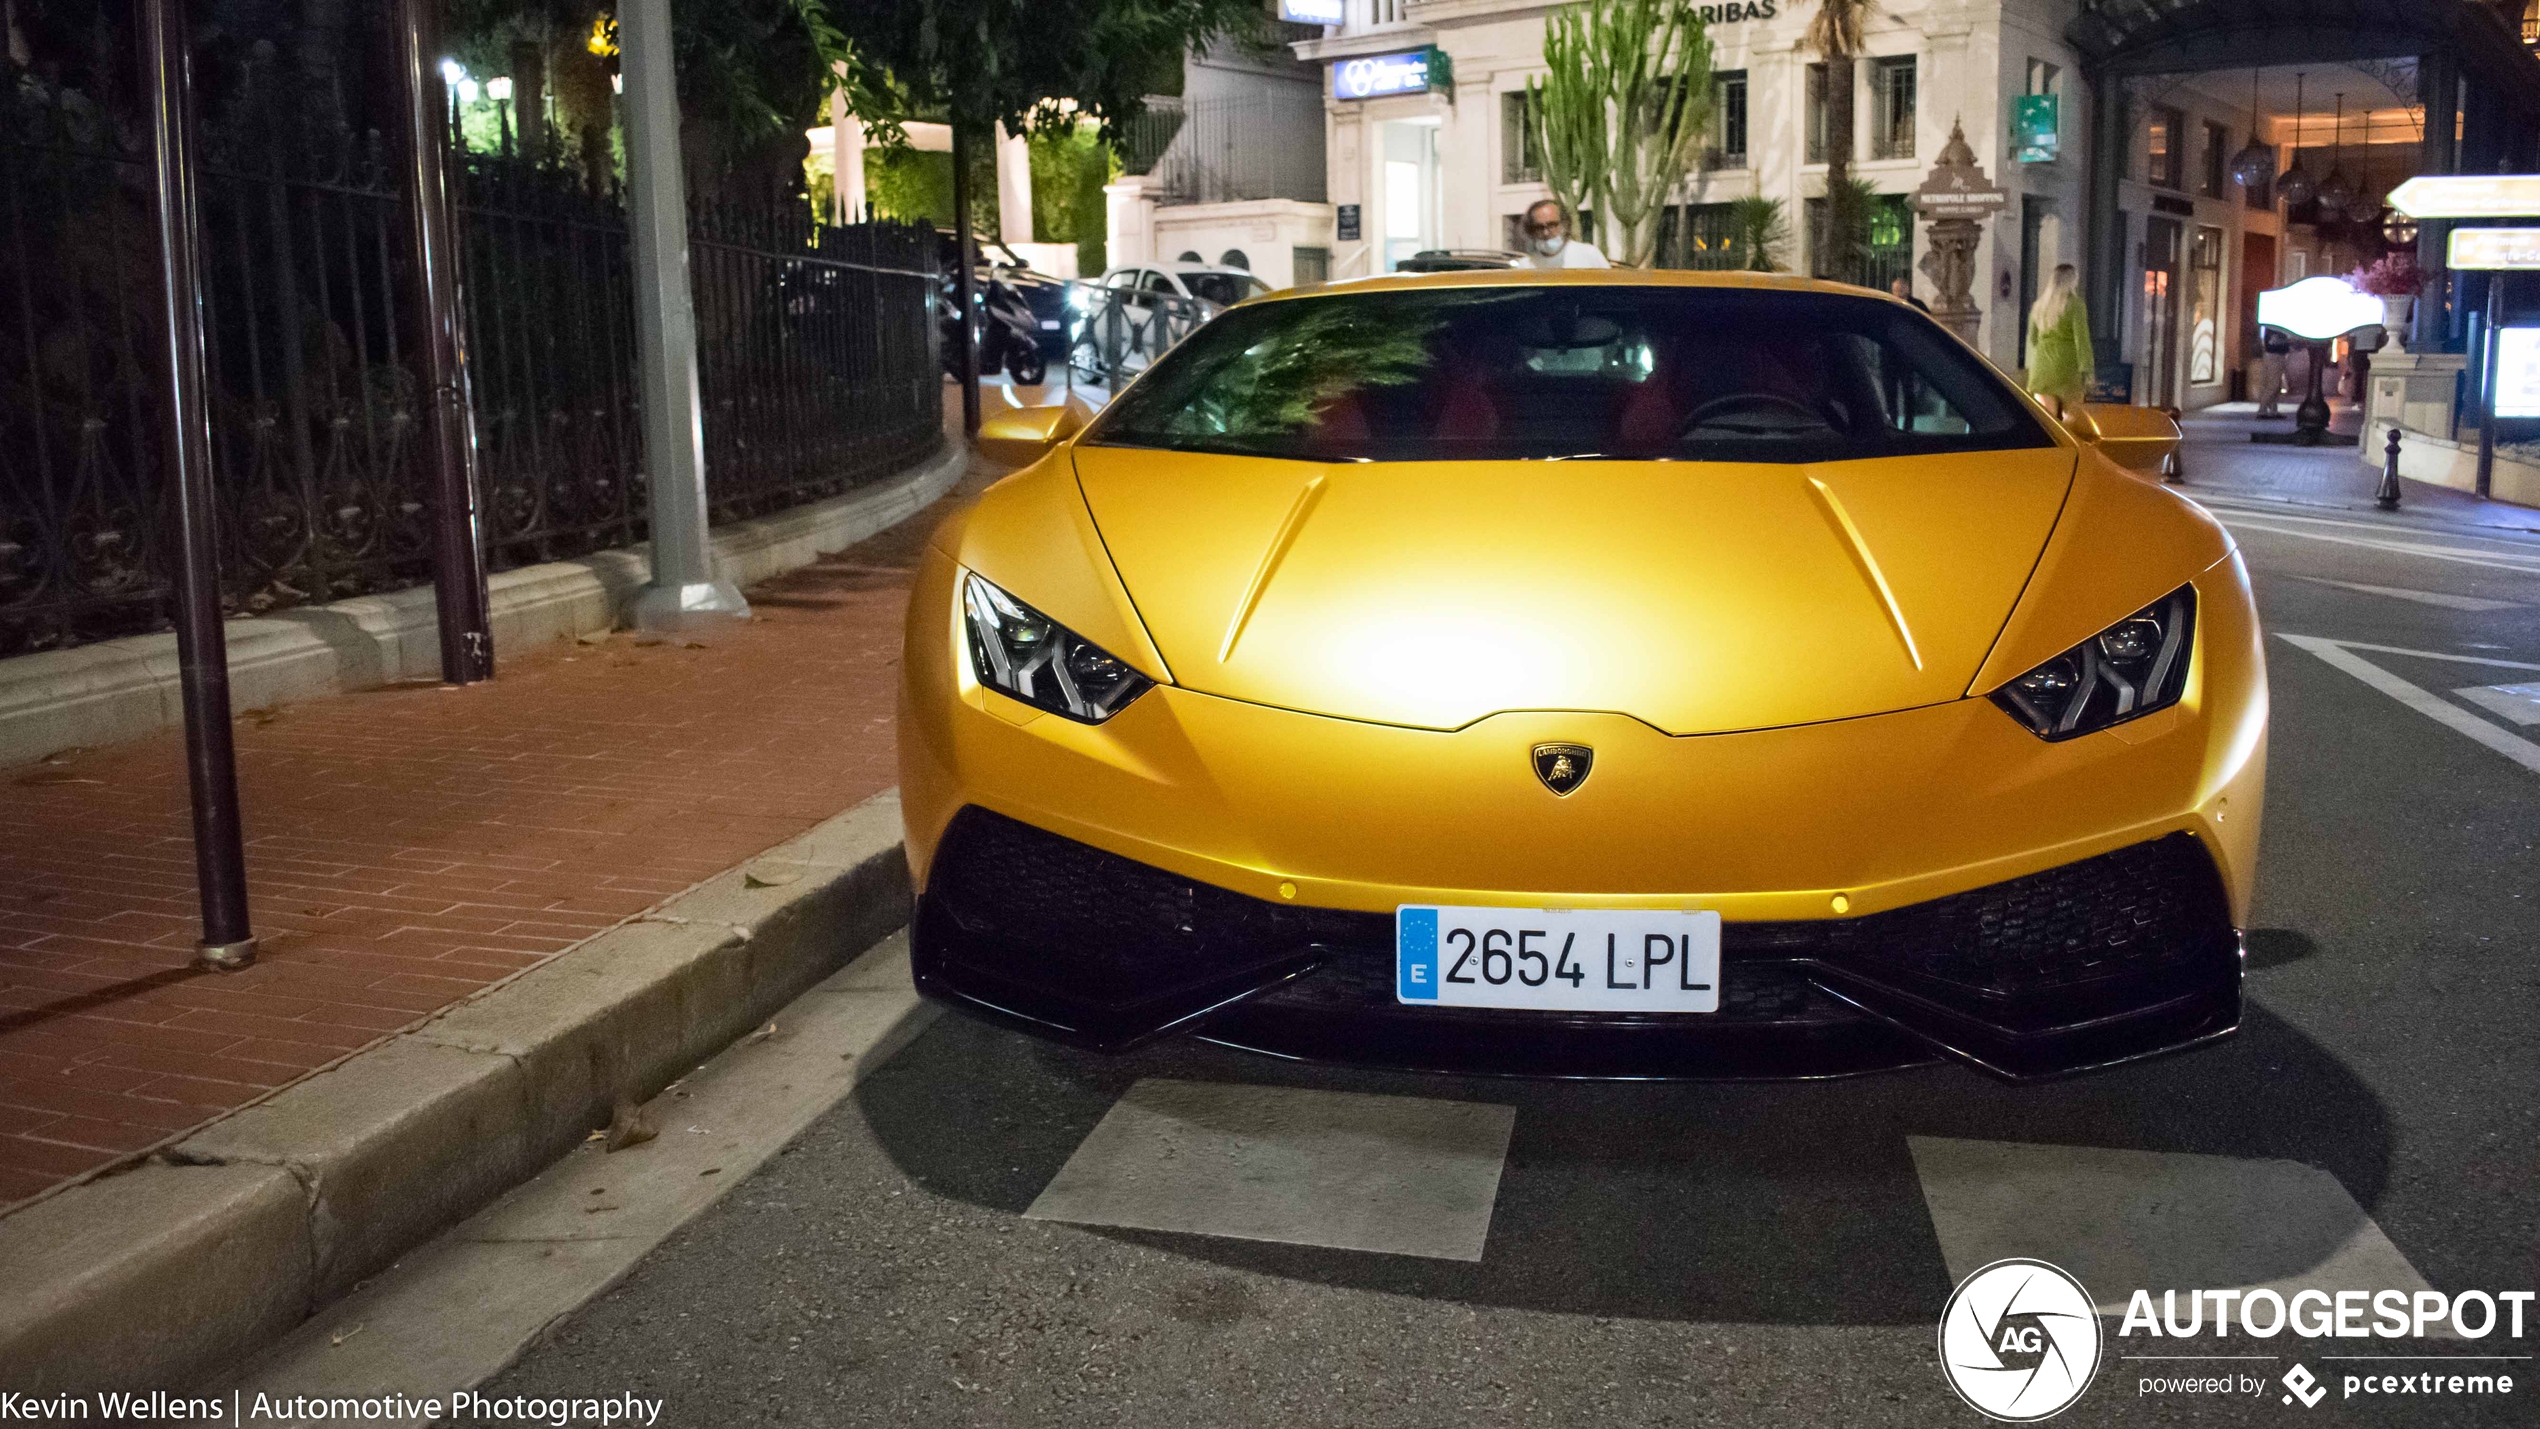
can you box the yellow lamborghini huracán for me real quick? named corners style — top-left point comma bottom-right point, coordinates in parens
top-left (899, 271), bottom-right (2265, 1080)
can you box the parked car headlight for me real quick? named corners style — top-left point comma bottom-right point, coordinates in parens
top-left (1991, 586), bottom-right (2195, 740)
top-left (962, 574), bottom-right (1154, 723)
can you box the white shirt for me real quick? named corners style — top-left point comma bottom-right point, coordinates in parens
top-left (1516, 240), bottom-right (1611, 271)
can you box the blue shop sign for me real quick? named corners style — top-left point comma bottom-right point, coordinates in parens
top-left (1335, 50), bottom-right (1433, 101)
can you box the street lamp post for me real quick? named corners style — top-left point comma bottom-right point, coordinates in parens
top-left (139, 0), bottom-right (257, 971)
top-left (621, 0), bottom-right (749, 630)
top-left (395, 0), bottom-right (494, 686)
top-left (952, 121), bottom-right (982, 438)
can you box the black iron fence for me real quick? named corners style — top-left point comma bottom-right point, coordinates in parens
top-left (0, 77), bottom-right (939, 660)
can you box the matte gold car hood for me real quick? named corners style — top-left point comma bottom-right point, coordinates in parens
top-left (1070, 445), bottom-right (2075, 735)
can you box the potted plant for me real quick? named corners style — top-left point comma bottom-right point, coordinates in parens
top-left (2347, 252), bottom-right (2425, 350)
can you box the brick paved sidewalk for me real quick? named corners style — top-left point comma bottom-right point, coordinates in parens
top-left (0, 439), bottom-right (997, 1211)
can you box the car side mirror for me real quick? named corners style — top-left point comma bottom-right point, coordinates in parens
top-left (2057, 406), bottom-right (2103, 444)
top-left (977, 396), bottom-right (1096, 466)
top-left (2075, 403), bottom-right (2183, 475)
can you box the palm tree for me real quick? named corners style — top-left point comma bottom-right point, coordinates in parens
top-left (1806, 0), bottom-right (1876, 279)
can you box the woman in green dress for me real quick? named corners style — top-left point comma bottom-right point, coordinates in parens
top-left (2025, 263), bottom-right (2092, 420)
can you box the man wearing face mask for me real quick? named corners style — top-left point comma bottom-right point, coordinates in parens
top-left (1515, 198), bottom-right (1610, 270)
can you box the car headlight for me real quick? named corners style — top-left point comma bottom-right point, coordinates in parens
top-left (1991, 585), bottom-right (2196, 740)
top-left (962, 574), bottom-right (1154, 723)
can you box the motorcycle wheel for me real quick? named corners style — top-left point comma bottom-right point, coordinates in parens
top-left (1006, 345), bottom-right (1048, 387)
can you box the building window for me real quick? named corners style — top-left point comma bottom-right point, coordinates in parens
top-left (2242, 146), bottom-right (2274, 211)
top-left (1869, 57), bottom-right (1917, 161)
top-left (2201, 121), bottom-right (2229, 197)
top-left (1501, 91), bottom-right (1542, 184)
top-left (1806, 63), bottom-right (1829, 165)
top-left (1712, 70), bottom-right (1748, 168)
top-left (1658, 202), bottom-right (1743, 269)
top-left (2026, 58), bottom-right (2060, 98)
top-left (2189, 225), bottom-right (2225, 386)
top-left (2147, 105), bottom-right (2185, 190)
top-left (1806, 192), bottom-right (1912, 288)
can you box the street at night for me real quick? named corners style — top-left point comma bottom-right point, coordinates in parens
top-left (5, 0), bottom-right (2540, 1425)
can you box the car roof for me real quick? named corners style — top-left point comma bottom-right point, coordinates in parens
top-left (1280, 268), bottom-right (1904, 303)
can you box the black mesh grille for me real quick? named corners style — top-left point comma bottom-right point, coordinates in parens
top-left (1787, 832), bottom-right (2232, 999)
top-left (924, 808), bottom-right (2231, 1038)
top-left (927, 806), bottom-right (1369, 1008)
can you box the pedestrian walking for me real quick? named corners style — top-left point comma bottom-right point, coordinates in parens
top-left (2257, 326), bottom-right (2290, 418)
top-left (1516, 199), bottom-right (1611, 270)
top-left (2025, 263), bottom-right (2092, 420)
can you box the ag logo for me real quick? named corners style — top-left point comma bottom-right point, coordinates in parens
top-left (1938, 1259), bottom-right (2103, 1421)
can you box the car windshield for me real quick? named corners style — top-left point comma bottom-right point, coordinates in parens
top-left (1086, 284), bottom-right (2056, 464)
top-left (1182, 272), bottom-right (1269, 307)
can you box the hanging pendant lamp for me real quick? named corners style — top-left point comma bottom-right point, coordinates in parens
top-left (2346, 104), bottom-right (2384, 222)
top-left (2229, 67), bottom-right (2277, 189)
top-left (2276, 73), bottom-right (2316, 207)
top-left (2316, 93), bottom-right (2356, 212)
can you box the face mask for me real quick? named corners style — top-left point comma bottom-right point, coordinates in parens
top-left (1530, 234), bottom-right (1566, 257)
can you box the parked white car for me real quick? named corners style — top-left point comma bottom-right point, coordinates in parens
top-left (1070, 263), bottom-right (1272, 384)
top-left (1094, 262), bottom-right (1273, 312)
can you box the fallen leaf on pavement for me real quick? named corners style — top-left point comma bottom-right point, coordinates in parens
top-left (329, 1324), bottom-right (365, 1347)
top-left (743, 863), bottom-right (805, 888)
top-left (603, 1097), bottom-right (657, 1152)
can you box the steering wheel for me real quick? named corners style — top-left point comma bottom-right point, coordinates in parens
top-left (1680, 392), bottom-right (1832, 437)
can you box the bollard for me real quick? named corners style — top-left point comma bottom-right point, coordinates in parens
top-left (2376, 426), bottom-right (2404, 511)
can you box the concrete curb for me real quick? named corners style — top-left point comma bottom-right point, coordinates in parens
top-left (0, 790), bottom-right (913, 1393)
top-left (0, 439), bottom-right (966, 768)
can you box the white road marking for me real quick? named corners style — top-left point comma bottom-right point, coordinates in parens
top-left (218, 935), bottom-right (937, 1424)
top-left (2456, 682), bottom-right (2540, 727)
top-left (2220, 518), bottom-right (2540, 576)
top-left (1027, 1079), bottom-right (1515, 1262)
top-left (2196, 500), bottom-right (2540, 548)
top-left (1907, 1137), bottom-right (2441, 1326)
top-left (2279, 636), bottom-right (2540, 775)
top-left (2277, 636), bottom-right (2540, 671)
top-left (2290, 576), bottom-right (2525, 611)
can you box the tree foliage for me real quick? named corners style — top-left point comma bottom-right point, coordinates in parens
top-left (1806, 0), bottom-right (1877, 277)
top-left (1725, 194), bottom-right (1790, 271)
top-left (836, 0), bottom-right (1266, 148)
top-left (1526, 0), bottom-right (1715, 268)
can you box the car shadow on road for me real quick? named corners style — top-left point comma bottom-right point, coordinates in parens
top-left (851, 1000), bottom-right (2392, 1327)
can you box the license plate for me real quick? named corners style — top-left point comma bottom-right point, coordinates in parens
top-left (1395, 906), bottom-right (1721, 1013)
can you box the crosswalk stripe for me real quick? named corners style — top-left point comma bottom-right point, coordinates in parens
top-left (1908, 1136), bottom-right (2439, 1325)
top-left (1026, 1079), bottom-right (1516, 1262)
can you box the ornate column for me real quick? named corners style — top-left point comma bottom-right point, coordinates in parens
top-left (1913, 119), bottom-right (2007, 347)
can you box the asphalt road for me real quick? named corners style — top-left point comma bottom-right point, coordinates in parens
top-left (467, 479), bottom-right (2540, 1427)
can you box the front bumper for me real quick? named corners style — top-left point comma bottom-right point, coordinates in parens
top-left (913, 806), bottom-right (2242, 1081)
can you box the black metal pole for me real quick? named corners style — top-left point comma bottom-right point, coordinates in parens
top-left (2476, 274), bottom-right (2502, 499)
top-left (952, 120), bottom-right (981, 438)
top-left (2377, 425), bottom-right (2404, 510)
top-left (395, 0), bottom-right (494, 684)
top-left (140, 0), bottom-right (256, 971)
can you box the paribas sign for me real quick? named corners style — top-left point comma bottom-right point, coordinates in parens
top-left (1693, 1), bottom-right (1778, 20)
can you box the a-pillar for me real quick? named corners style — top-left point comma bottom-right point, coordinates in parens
top-left (622, 0), bottom-right (747, 630)
top-left (998, 123), bottom-right (1035, 248)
